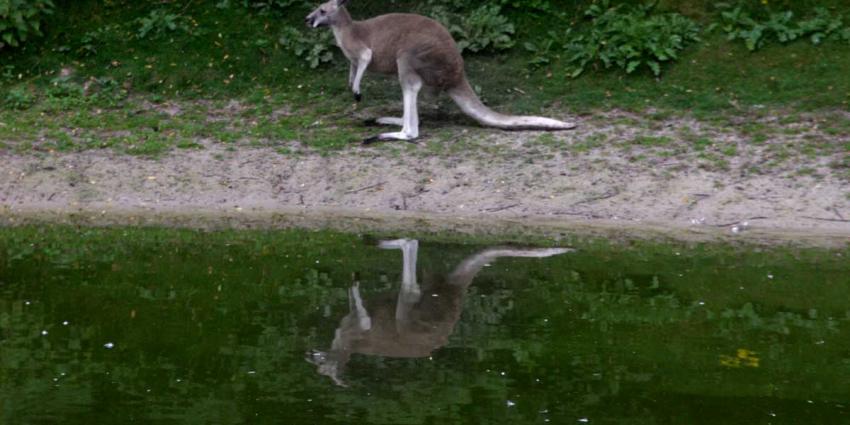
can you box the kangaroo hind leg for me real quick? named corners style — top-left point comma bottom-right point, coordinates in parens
top-left (364, 56), bottom-right (422, 144)
top-left (348, 282), bottom-right (372, 331)
top-left (379, 239), bottom-right (423, 321)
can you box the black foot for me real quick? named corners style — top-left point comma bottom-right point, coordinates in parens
top-left (362, 135), bottom-right (381, 146)
top-left (361, 136), bottom-right (421, 146)
top-left (354, 92), bottom-right (362, 102)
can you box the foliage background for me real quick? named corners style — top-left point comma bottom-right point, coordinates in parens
top-left (1, 0), bottom-right (849, 132)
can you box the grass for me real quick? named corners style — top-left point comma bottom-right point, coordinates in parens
top-left (1, 0), bottom-right (849, 159)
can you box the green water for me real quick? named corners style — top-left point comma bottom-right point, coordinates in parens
top-left (1, 227), bottom-right (848, 424)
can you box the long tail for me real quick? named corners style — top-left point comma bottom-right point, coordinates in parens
top-left (447, 78), bottom-right (576, 131)
top-left (447, 247), bottom-right (574, 288)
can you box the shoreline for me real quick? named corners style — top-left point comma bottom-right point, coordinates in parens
top-left (1, 122), bottom-right (848, 248)
top-left (2, 203), bottom-right (849, 249)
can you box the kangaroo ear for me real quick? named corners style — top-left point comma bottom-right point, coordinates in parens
top-left (336, 0), bottom-right (348, 6)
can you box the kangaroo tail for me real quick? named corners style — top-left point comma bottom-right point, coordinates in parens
top-left (447, 247), bottom-right (575, 287)
top-left (447, 78), bottom-right (576, 131)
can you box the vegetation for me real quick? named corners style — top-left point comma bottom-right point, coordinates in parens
top-left (0, 0), bottom-right (848, 156)
top-left (717, 4), bottom-right (850, 51)
top-left (560, 1), bottom-right (701, 77)
top-left (0, 0), bottom-right (54, 49)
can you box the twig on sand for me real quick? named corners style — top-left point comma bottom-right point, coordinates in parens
top-left (345, 182), bottom-right (385, 194)
top-left (802, 216), bottom-right (850, 223)
top-left (571, 188), bottom-right (620, 206)
top-left (709, 216), bottom-right (768, 227)
top-left (484, 203), bottom-right (520, 213)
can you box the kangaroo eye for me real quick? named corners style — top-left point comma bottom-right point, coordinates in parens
top-left (320, 10), bottom-right (326, 15)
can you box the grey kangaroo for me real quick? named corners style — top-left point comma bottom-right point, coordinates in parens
top-left (307, 239), bottom-right (573, 386)
top-left (305, 0), bottom-right (576, 143)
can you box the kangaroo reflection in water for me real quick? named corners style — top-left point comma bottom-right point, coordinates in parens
top-left (307, 239), bottom-right (573, 386)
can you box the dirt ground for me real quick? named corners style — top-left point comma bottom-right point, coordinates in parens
top-left (1, 109), bottom-right (849, 247)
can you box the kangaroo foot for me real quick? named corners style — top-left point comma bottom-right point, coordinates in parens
top-left (362, 134), bottom-right (419, 145)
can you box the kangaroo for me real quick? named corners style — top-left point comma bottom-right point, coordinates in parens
top-left (306, 238), bottom-right (573, 386)
top-left (304, 0), bottom-right (576, 144)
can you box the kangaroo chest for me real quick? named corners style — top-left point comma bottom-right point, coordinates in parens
top-left (332, 26), bottom-right (361, 62)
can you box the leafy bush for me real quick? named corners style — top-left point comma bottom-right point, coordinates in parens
top-left (76, 24), bottom-right (121, 57)
top-left (453, 5), bottom-right (515, 53)
top-left (3, 86), bottom-right (33, 109)
top-left (134, 9), bottom-right (193, 40)
top-left (241, 0), bottom-right (306, 14)
top-left (421, 1), bottom-right (515, 53)
top-left (278, 27), bottom-right (334, 68)
top-left (559, 1), bottom-right (700, 77)
top-left (718, 5), bottom-right (850, 51)
top-left (0, 0), bottom-right (54, 49)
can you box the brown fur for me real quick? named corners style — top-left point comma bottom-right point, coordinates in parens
top-left (353, 13), bottom-right (464, 89)
top-left (306, 1), bottom-right (575, 141)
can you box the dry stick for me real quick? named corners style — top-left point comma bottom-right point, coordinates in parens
top-left (345, 182), bottom-right (385, 194)
top-left (801, 216), bottom-right (850, 223)
top-left (709, 216), bottom-right (769, 227)
top-left (484, 203), bottom-right (521, 213)
top-left (571, 188), bottom-right (620, 207)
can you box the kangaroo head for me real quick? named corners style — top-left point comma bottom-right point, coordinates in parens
top-left (305, 0), bottom-right (348, 28)
top-left (306, 349), bottom-right (349, 387)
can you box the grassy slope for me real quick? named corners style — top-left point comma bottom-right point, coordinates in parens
top-left (0, 0), bottom-right (849, 155)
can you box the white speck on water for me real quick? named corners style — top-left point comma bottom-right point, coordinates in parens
top-left (506, 400), bottom-right (516, 407)
top-left (25, 301), bottom-right (31, 305)
top-left (500, 371), bottom-right (506, 376)
top-left (807, 400), bottom-right (813, 404)
top-left (103, 342), bottom-right (115, 349)
top-left (816, 340), bottom-right (825, 345)
top-left (62, 321), bottom-right (69, 326)
top-left (578, 418), bottom-right (589, 423)
top-left (146, 389), bottom-right (152, 393)
top-left (698, 301), bottom-right (705, 306)
top-left (431, 293), bottom-right (439, 297)
top-left (176, 378), bottom-right (182, 383)
top-left (41, 330), bottom-right (48, 336)
top-left (247, 370), bottom-right (256, 374)
top-left (767, 273), bottom-right (774, 279)
top-left (769, 412), bottom-right (777, 417)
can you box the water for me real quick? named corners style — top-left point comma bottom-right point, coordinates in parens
top-left (1, 227), bottom-right (848, 424)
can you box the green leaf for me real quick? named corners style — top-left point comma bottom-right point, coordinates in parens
top-left (647, 60), bottom-right (661, 76)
